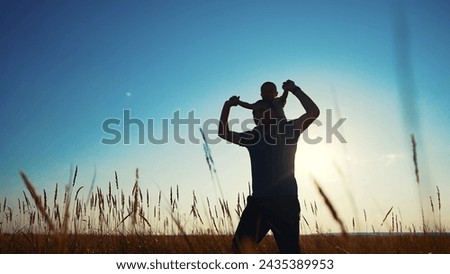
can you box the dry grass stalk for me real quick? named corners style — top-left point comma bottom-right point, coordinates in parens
top-left (62, 185), bottom-right (72, 234)
top-left (436, 186), bottom-right (441, 210)
top-left (115, 171), bottom-right (119, 190)
top-left (132, 168), bottom-right (139, 225)
top-left (61, 165), bottom-right (79, 235)
top-left (302, 216), bottom-right (310, 228)
top-left (411, 134), bottom-right (419, 184)
top-left (436, 186), bottom-right (442, 231)
top-left (411, 134), bottom-right (426, 232)
top-left (74, 186), bottom-right (84, 201)
top-left (72, 165), bottom-right (78, 187)
top-left (313, 179), bottom-right (347, 236)
top-left (55, 204), bottom-right (61, 228)
top-left (139, 213), bottom-right (151, 228)
top-left (43, 190), bottom-right (47, 210)
top-left (380, 206), bottom-right (393, 228)
top-left (17, 198), bottom-right (21, 214)
top-left (170, 187), bottom-right (173, 207)
top-left (20, 171), bottom-right (55, 231)
top-left (53, 183), bottom-right (58, 208)
top-left (23, 191), bottom-right (30, 208)
top-left (429, 196), bottom-right (434, 213)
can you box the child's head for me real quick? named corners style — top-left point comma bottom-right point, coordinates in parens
top-left (260, 82), bottom-right (278, 101)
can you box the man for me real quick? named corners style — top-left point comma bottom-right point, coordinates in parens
top-left (218, 79), bottom-right (320, 253)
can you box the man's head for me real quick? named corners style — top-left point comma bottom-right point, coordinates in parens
top-left (260, 82), bottom-right (278, 101)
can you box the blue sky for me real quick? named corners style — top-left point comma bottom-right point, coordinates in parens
top-left (1, 0), bottom-right (449, 232)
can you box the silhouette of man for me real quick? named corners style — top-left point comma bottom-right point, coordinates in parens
top-left (218, 79), bottom-right (320, 253)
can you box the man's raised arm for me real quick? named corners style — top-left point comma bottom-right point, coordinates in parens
top-left (283, 80), bottom-right (320, 132)
top-left (218, 96), bottom-right (242, 144)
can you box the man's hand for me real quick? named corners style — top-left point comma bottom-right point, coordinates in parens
top-left (282, 80), bottom-right (300, 92)
top-left (219, 95), bottom-right (243, 144)
top-left (226, 95), bottom-right (240, 107)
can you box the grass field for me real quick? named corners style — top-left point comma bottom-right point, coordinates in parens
top-left (1, 234), bottom-right (449, 254)
top-left (0, 171), bottom-right (447, 254)
top-left (1, 135), bottom-right (447, 254)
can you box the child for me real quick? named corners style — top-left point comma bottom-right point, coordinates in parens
top-left (237, 81), bottom-right (289, 119)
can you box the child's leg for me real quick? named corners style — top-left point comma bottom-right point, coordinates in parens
top-left (272, 98), bottom-right (287, 119)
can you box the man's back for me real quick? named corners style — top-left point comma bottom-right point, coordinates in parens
top-left (239, 120), bottom-right (300, 197)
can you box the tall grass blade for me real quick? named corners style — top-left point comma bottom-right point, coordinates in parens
top-left (20, 171), bottom-right (55, 231)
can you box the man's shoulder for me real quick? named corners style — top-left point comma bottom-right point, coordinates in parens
top-left (277, 119), bottom-right (295, 131)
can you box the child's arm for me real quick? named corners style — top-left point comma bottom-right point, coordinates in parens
top-left (278, 89), bottom-right (289, 107)
top-left (237, 99), bottom-right (254, 110)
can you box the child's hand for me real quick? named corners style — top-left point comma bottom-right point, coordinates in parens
top-left (282, 80), bottom-right (298, 91)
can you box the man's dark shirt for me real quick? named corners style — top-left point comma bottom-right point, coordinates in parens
top-left (238, 120), bottom-right (301, 197)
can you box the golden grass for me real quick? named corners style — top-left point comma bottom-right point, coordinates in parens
top-left (0, 234), bottom-right (449, 254)
top-left (313, 179), bottom-right (347, 237)
top-left (0, 134), bottom-right (447, 254)
top-left (0, 170), bottom-right (447, 254)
